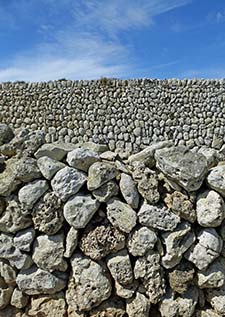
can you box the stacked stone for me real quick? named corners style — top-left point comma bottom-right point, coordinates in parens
top-left (1, 123), bottom-right (225, 316)
top-left (1, 79), bottom-right (225, 152)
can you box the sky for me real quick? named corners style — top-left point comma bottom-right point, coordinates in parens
top-left (0, 0), bottom-right (225, 82)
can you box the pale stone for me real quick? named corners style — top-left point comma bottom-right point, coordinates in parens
top-left (206, 285), bottom-right (225, 315)
top-left (64, 227), bottom-right (79, 258)
top-left (126, 292), bottom-right (150, 317)
top-left (37, 156), bottom-right (65, 180)
top-left (0, 259), bottom-right (17, 285)
top-left (127, 226), bottom-right (157, 256)
top-left (119, 173), bottom-right (139, 209)
top-left (92, 180), bottom-right (119, 202)
top-left (67, 147), bottom-right (100, 172)
top-left (10, 287), bottom-right (29, 309)
top-left (0, 277), bottom-right (14, 309)
top-left (197, 257), bottom-right (225, 288)
top-left (34, 142), bottom-right (77, 160)
top-left (207, 165), bottom-right (225, 197)
top-left (14, 227), bottom-right (35, 252)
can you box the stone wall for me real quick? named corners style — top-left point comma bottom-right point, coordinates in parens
top-left (1, 79), bottom-right (225, 152)
top-left (1, 124), bottom-right (225, 316)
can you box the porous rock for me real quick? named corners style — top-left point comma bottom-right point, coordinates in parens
top-left (126, 292), bottom-right (150, 317)
top-left (67, 147), bottom-right (100, 172)
top-left (206, 285), bottom-right (225, 315)
top-left (92, 180), bottom-right (119, 202)
top-left (10, 287), bottom-right (29, 309)
top-left (169, 261), bottom-right (195, 294)
top-left (13, 227), bottom-right (35, 252)
top-left (37, 156), bottom-right (65, 180)
top-left (197, 257), bottom-right (225, 288)
top-left (127, 226), bottom-right (157, 256)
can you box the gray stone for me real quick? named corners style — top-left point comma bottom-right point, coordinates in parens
top-left (119, 173), bottom-right (139, 209)
top-left (137, 173), bottom-right (160, 204)
top-left (64, 227), bottom-right (79, 258)
top-left (126, 292), bottom-right (150, 317)
top-left (10, 287), bottom-right (29, 309)
top-left (67, 147), bottom-right (100, 172)
top-left (0, 276), bottom-right (13, 310)
top-left (107, 198), bottom-right (137, 233)
top-left (207, 165), bottom-right (225, 197)
top-left (14, 227), bottom-right (35, 252)
top-left (34, 142), bottom-right (77, 160)
top-left (206, 285), bottom-right (225, 315)
top-left (168, 261), bottom-right (195, 294)
top-left (197, 257), bottom-right (225, 289)
top-left (196, 309), bottom-right (221, 317)
top-left (0, 259), bottom-right (17, 285)
top-left (51, 166), bottom-right (87, 201)
top-left (0, 124), bottom-right (14, 146)
top-left (64, 193), bottom-right (100, 229)
top-left (92, 180), bottom-right (119, 202)
top-left (127, 226), bottom-right (157, 256)
top-left (37, 156), bottom-right (65, 180)
top-left (198, 147), bottom-right (219, 168)
top-left (115, 281), bottom-right (138, 299)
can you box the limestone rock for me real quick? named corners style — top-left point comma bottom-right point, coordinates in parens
top-left (16, 266), bottom-right (66, 295)
top-left (32, 191), bottom-right (64, 235)
top-left (115, 281), bottom-right (138, 299)
top-left (100, 150), bottom-right (117, 161)
top-left (37, 156), bottom-right (65, 180)
top-left (126, 292), bottom-right (150, 317)
top-left (32, 232), bottom-right (67, 272)
top-left (206, 285), bottom-right (225, 315)
top-left (0, 157), bottom-right (22, 196)
top-left (207, 165), bottom-right (225, 197)
top-left (198, 147), bottom-right (219, 168)
top-left (64, 227), bottom-right (79, 258)
top-left (0, 277), bottom-right (14, 309)
top-left (138, 203), bottom-right (180, 231)
top-left (197, 257), bottom-right (225, 288)
top-left (106, 249), bottom-right (133, 286)
top-left (51, 167), bottom-right (87, 201)
top-left (127, 226), bottom-right (157, 256)
top-left (169, 261), bottom-right (195, 294)
top-left (34, 142), bottom-right (77, 160)
top-left (196, 190), bottom-right (225, 227)
top-left (74, 142), bottom-right (108, 154)
top-left (119, 173), bottom-right (139, 209)
top-left (64, 193), bottom-right (100, 229)
top-left (13, 157), bottom-right (41, 183)
top-left (137, 173), bottom-right (160, 204)
top-left (155, 146), bottom-right (208, 191)
top-left (89, 296), bottom-right (126, 317)
top-left (196, 309), bottom-right (221, 317)
top-left (66, 253), bottom-right (112, 312)
top-left (67, 147), bottom-right (100, 172)
top-left (10, 288), bottom-right (29, 309)
top-left (92, 180), bottom-right (119, 202)
top-left (18, 179), bottom-right (49, 209)
top-left (87, 162), bottom-right (119, 191)
top-left (0, 259), bottom-right (17, 285)
top-left (0, 305), bottom-right (23, 317)
top-left (14, 227), bottom-right (35, 252)
top-left (107, 198), bottom-right (137, 233)
top-left (0, 124), bottom-right (14, 146)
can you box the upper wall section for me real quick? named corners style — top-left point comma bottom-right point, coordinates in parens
top-left (0, 78), bottom-right (225, 152)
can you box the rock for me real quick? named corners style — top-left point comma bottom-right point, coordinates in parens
top-left (196, 190), bottom-right (225, 227)
top-left (10, 288), bottom-right (29, 309)
top-left (207, 165), bottom-right (225, 197)
top-left (126, 292), bottom-right (150, 317)
top-left (185, 228), bottom-right (223, 270)
top-left (66, 253), bottom-right (111, 312)
top-left (0, 305), bottom-right (23, 317)
top-left (196, 309), bottom-right (221, 317)
top-left (134, 251), bottom-right (165, 304)
top-left (13, 157), bottom-right (41, 183)
top-left (115, 281), bottom-right (138, 299)
top-left (67, 148), bottom-right (100, 172)
top-left (0, 195), bottom-right (32, 233)
top-left (64, 227), bottom-right (79, 258)
top-left (0, 259), bottom-right (17, 285)
top-left (0, 277), bottom-right (14, 309)
top-left (32, 232), bottom-right (67, 272)
top-left (64, 193), bottom-right (100, 229)
top-left (79, 222), bottom-right (125, 260)
top-left (26, 292), bottom-right (67, 317)
top-left (100, 150), bottom-right (117, 161)
top-left (32, 191), bottom-right (64, 235)
top-left (127, 226), bottom-right (157, 256)
top-left (138, 203), bottom-right (180, 231)
top-left (0, 157), bottom-right (22, 196)
top-left (34, 142), bottom-right (77, 160)
top-left (89, 296), bottom-right (126, 317)
top-left (87, 162), bottom-right (119, 191)
top-left (155, 146), bottom-right (208, 191)
top-left (198, 147), bottom-right (219, 168)
top-left (197, 257), bottom-right (225, 288)
top-left (137, 173), bottom-right (160, 204)
top-left (74, 142), bottom-right (108, 154)
top-left (0, 124), bottom-right (14, 146)
top-left (0, 198), bottom-right (5, 216)
top-left (106, 249), bottom-right (133, 286)
top-left (37, 156), bottom-right (65, 180)
top-left (16, 266), bottom-right (66, 295)
top-left (169, 261), bottom-right (195, 294)
top-left (206, 285), bottom-right (225, 315)
top-left (164, 191), bottom-right (196, 223)
top-left (13, 227), bottom-right (35, 252)
top-left (18, 179), bottom-right (49, 209)
top-left (51, 167), bottom-right (87, 202)
top-left (107, 198), bottom-right (137, 233)
top-left (162, 222), bottom-right (196, 269)
top-left (92, 180), bottom-right (119, 202)
top-left (119, 173), bottom-right (140, 209)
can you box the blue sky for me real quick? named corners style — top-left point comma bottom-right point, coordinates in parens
top-left (0, 0), bottom-right (225, 81)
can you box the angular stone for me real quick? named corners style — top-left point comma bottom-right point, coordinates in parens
top-left (87, 162), bottom-right (119, 191)
top-left (18, 179), bottom-right (49, 209)
top-left (0, 305), bottom-right (23, 317)
top-left (66, 253), bottom-right (111, 311)
top-left (0, 124), bottom-right (14, 146)
top-left (196, 309), bottom-right (221, 317)
top-left (64, 227), bottom-right (79, 258)
top-left (32, 232), bottom-right (67, 272)
top-left (10, 287), bottom-right (29, 309)
top-left (115, 281), bottom-right (138, 299)
top-left (155, 146), bottom-right (208, 191)
top-left (74, 142), bottom-right (108, 154)
top-left (37, 156), bottom-right (65, 180)
top-left (67, 147), bottom-right (100, 172)
top-left (119, 173), bottom-right (139, 209)
top-left (14, 227), bottom-right (35, 252)
top-left (137, 173), bottom-right (160, 204)
top-left (16, 266), bottom-right (66, 295)
top-left (13, 157), bottom-right (41, 183)
top-left (0, 276), bottom-right (14, 309)
top-left (196, 190), bottom-right (225, 227)
top-left (106, 249), bottom-right (133, 286)
top-left (197, 257), bottom-right (225, 289)
top-left (207, 165), bottom-right (225, 197)
top-left (0, 157), bottom-right (22, 196)
top-left (206, 285), bottom-right (225, 315)
top-left (0, 259), bottom-right (17, 285)
top-left (198, 147), bottom-right (219, 168)
top-left (162, 222), bottom-right (196, 269)
top-left (169, 261), bottom-right (195, 294)
top-left (126, 292), bottom-right (150, 317)
top-left (34, 142), bottom-right (77, 160)
top-left (164, 191), bottom-right (196, 223)
top-left (64, 193), bottom-right (100, 229)
top-left (32, 191), bottom-right (63, 235)
top-left (92, 180), bottom-right (119, 203)
top-left (100, 150), bottom-right (117, 161)
top-left (51, 167), bottom-right (87, 201)
top-left (89, 296), bottom-right (126, 317)
top-left (79, 222), bottom-right (125, 260)
top-left (138, 203), bottom-right (180, 231)
top-left (127, 226), bottom-right (157, 256)
top-left (107, 198), bottom-right (137, 233)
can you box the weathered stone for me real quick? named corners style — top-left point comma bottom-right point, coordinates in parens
top-left (13, 227), bottom-right (35, 252)
top-left (10, 288), bottom-right (29, 309)
top-left (106, 249), bottom-right (133, 286)
top-left (0, 305), bottom-right (23, 317)
top-left (126, 292), bottom-right (150, 317)
top-left (34, 142), bottom-right (77, 160)
top-left (198, 147), bottom-right (219, 168)
top-left (107, 198), bottom-right (137, 233)
top-left (18, 179), bottom-right (49, 209)
top-left (64, 227), bottom-right (79, 258)
top-left (164, 191), bottom-right (196, 223)
top-left (37, 156), bottom-right (65, 180)
top-left (64, 193), bottom-right (100, 229)
top-left (16, 266), bottom-right (66, 295)
top-left (0, 124), bottom-right (14, 146)
top-left (100, 150), bottom-right (117, 161)
top-left (137, 173), bottom-right (160, 204)
top-left (66, 253), bottom-right (111, 311)
top-left (51, 167), bottom-right (87, 201)
top-left (207, 165), bottom-right (225, 197)
top-left (32, 232), bottom-right (67, 272)
top-left (87, 162), bottom-right (119, 190)
top-left (13, 157), bottom-right (41, 183)
top-left (155, 146), bottom-right (208, 191)
top-left (115, 281), bottom-right (138, 299)
top-left (74, 142), bottom-right (108, 154)
top-left (138, 203), bottom-right (180, 231)
top-left (92, 180), bottom-right (119, 202)
top-left (196, 309), bottom-right (221, 317)
top-left (197, 257), bottom-right (225, 288)
top-left (169, 261), bottom-right (195, 294)
top-left (127, 226), bottom-right (157, 256)
top-left (67, 147), bottom-right (100, 172)
top-left (0, 158), bottom-right (22, 196)
top-left (206, 285), bottom-right (225, 315)
top-left (0, 277), bottom-right (14, 309)
top-left (0, 259), bottom-right (17, 285)
top-left (119, 173), bottom-right (139, 209)
top-left (89, 296), bottom-right (126, 317)
top-left (0, 198), bottom-right (5, 216)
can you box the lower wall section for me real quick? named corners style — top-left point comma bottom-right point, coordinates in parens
top-left (0, 124), bottom-right (225, 316)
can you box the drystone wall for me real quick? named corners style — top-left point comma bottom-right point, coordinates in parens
top-left (1, 124), bottom-right (225, 317)
top-left (1, 79), bottom-right (225, 153)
